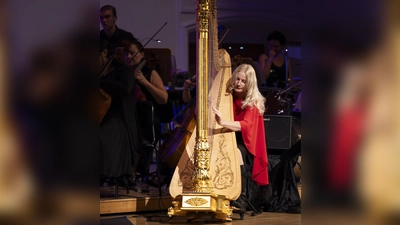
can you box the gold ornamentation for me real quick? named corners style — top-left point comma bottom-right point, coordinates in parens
top-left (213, 135), bottom-right (234, 189)
top-left (185, 197), bottom-right (209, 206)
top-left (196, 0), bottom-right (210, 32)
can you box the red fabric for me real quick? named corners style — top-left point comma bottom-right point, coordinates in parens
top-left (328, 105), bottom-right (365, 190)
top-left (233, 97), bottom-right (269, 185)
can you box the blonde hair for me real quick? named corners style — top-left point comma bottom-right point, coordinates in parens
top-left (230, 64), bottom-right (266, 115)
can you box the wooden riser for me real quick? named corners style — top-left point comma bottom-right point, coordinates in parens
top-left (100, 184), bottom-right (301, 215)
top-left (100, 183), bottom-right (174, 214)
top-left (100, 196), bottom-right (174, 214)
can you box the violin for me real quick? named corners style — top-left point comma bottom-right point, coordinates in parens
top-left (100, 48), bottom-right (124, 123)
top-left (134, 59), bottom-right (147, 101)
top-left (131, 51), bottom-right (159, 101)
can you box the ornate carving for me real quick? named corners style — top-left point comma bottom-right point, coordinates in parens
top-left (196, 0), bottom-right (210, 32)
top-left (213, 135), bottom-right (234, 189)
top-left (185, 197), bottom-right (209, 206)
top-left (193, 138), bottom-right (212, 192)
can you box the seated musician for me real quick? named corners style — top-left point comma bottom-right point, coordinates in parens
top-left (100, 39), bottom-right (142, 188)
top-left (258, 30), bottom-right (292, 88)
top-left (122, 39), bottom-right (168, 138)
top-left (212, 64), bottom-right (268, 214)
top-left (122, 39), bottom-right (173, 183)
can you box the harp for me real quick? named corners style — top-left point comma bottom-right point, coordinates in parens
top-left (168, 0), bottom-right (241, 221)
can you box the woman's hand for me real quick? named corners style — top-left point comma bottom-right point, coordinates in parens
top-left (212, 107), bottom-right (222, 125)
top-left (134, 70), bottom-right (147, 85)
top-left (259, 54), bottom-right (268, 63)
top-left (268, 50), bottom-right (277, 59)
top-left (183, 79), bottom-right (192, 91)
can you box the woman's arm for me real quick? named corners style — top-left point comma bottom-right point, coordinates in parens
top-left (258, 53), bottom-right (272, 81)
top-left (136, 70), bottom-right (168, 104)
top-left (212, 107), bottom-right (241, 131)
top-left (182, 79), bottom-right (193, 103)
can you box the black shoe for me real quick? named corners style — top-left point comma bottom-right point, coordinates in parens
top-left (287, 206), bottom-right (301, 214)
top-left (231, 200), bottom-right (247, 220)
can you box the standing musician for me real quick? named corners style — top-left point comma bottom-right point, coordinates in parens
top-left (100, 5), bottom-right (138, 53)
top-left (100, 39), bottom-right (142, 187)
top-left (212, 64), bottom-right (269, 214)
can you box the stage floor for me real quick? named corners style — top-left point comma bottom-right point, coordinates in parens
top-left (100, 179), bottom-right (301, 215)
top-left (100, 211), bottom-right (301, 224)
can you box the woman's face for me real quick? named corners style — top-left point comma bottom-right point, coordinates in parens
top-left (268, 39), bottom-right (283, 54)
top-left (234, 71), bottom-right (247, 94)
top-left (124, 44), bottom-right (144, 66)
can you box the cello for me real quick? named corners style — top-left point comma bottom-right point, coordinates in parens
top-left (159, 76), bottom-right (197, 168)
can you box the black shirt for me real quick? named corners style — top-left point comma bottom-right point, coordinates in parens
top-left (266, 61), bottom-right (287, 88)
top-left (100, 25), bottom-right (138, 52)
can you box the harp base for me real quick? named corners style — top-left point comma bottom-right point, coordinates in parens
top-left (168, 192), bottom-right (233, 222)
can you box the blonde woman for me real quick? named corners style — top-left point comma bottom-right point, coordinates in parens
top-left (212, 64), bottom-right (268, 216)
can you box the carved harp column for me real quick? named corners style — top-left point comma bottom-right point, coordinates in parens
top-left (193, 0), bottom-right (212, 193)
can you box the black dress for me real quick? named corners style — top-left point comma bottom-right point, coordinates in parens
top-left (100, 64), bottom-right (142, 178)
top-left (137, 65), bottom-right (174, 139)
top-left (266, 61), bottom-right (287, 88)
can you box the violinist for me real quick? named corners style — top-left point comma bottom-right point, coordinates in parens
top-left (122, 39), bottom-right (168, 137)
top-left (123, 40), bottom-right (168, 103)
top-left (100, 39), bottom-right (142, 187)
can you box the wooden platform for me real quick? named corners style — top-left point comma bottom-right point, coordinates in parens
top-left (100, 183), bottom-right (174, 214)
top-left (100, 182), bottom-right (301, 215)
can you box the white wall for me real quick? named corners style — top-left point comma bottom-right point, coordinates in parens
top-left (99, 0), bottom-right (302, 71)
top-left (10, 0), bottom-right (94, 72)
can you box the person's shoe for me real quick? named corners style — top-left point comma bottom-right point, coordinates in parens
top-left (287, 206), bottom-right (301, 214)
top-left (231, 198), bottom-right (247, 220)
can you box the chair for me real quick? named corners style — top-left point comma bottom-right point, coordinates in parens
top-left (136, 100), bottom-right (175, 195)
top-left (135, 101), bottom-right (157, 190)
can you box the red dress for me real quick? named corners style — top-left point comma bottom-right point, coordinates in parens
top-left (328, 104), bottom-right (365, 190)
top-left (233, 97), bottom-right (269, 185)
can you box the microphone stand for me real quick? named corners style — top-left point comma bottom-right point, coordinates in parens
top-left (274, 81), bottom-right (301, 115)
top-left (284, 48), bottom-right (289, 88)
top-left (274, 81), bottom-right (301, 100)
